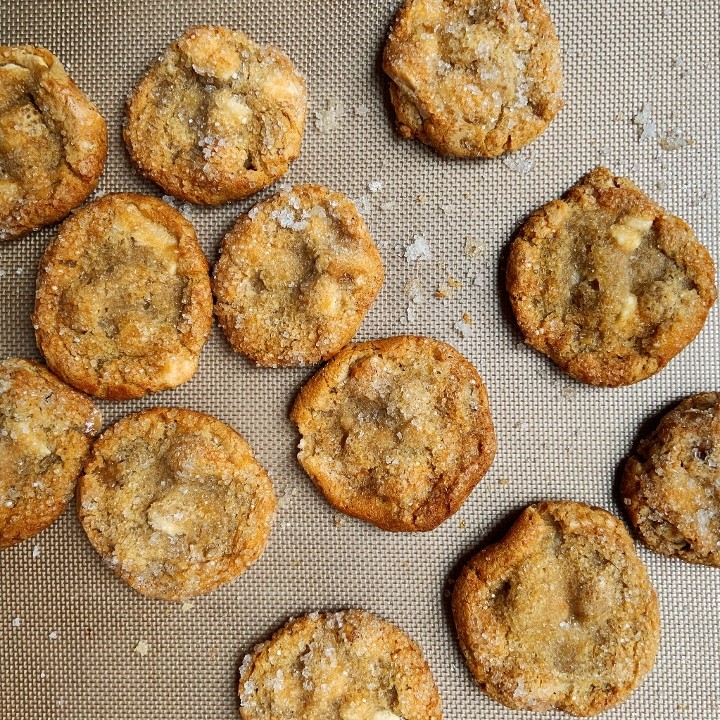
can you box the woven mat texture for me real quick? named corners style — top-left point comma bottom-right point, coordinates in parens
top-left (1, 1), bottom-right (719, 718)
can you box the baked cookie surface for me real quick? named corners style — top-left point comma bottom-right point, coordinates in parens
top-left (0, 45), bottom-right (107, 240)
top-left (621, 393), bottom-right (720, 566)
top-left (77, 407), bottom-right (276, 600)
top-left (238, 609), bottom-right (442, 720)
top-left (507, 167), bottom-right (717, 386)
top-left (124, 25), bottom-right (307, 205)
top-left (452, 501), bottom-right (660, 716)
top-left (34, 193), bottom-right (213, 400)
top-left (214, 184), bottom-right (383, 367)
top-left (382, 0), bottom-right (563, 157)
top-left (290, 336), bottom-right (496, 531)
top-left (0, 358), bottom-right (101, 548)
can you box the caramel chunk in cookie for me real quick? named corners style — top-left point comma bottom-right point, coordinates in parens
top-left (238, 610), bottom-right (442, 719)
top-left (0, 358), bottom-right (101, 548)
top-left (383, 0), bottom-right (563, 157)
top-left (622, 393), bottom-right (720, 566)
top-left (77, 408), bottom-right (276, 600)
top-left (0, 46), bottom-right (106, 240)
top-left (214, 184), bottom-right (383, 367)
top-left (452, 501), bottom-right (660, 716)
top-left (290, 336), bottom-right (496, 531)
top-left (34, 193), bottom-right (213, 399)
top-left (124, 26), bottom-right (307, 205)
top-left (507, 167), bottom-right (717, 386)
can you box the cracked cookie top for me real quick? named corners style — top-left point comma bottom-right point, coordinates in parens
top-left (34, 193), bottom-right (213, 399)
top-left (213, 184), bottom-right (384, 367)
top-left (507, 167), bottom-right (717, 386)
top-left (621, 393), bottom-right (720, 566)
top-left (238, 610), bottom-right (442, 720)
top-left (77, 407), bottom-right (276, 600)
top-left (0, 358), bottom-right (101, 548)
top-left (124, 26), bottom-right (307, 205)
top-left (383, 0), bottom-right (563, 157)
top-left (452, 501), bottom-right (660, 715)
top-left (290, 336), bottom-right (496, 531)
top-left (0, 46), bottom-right (107, 240)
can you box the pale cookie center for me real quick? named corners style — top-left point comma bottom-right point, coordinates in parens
top-left (340, 706), bottom-right (405, 720)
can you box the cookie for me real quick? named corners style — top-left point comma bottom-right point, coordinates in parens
top-left (452, 501), bottom-right (660, 716)
top-left (382, 0), bottom-right (563, 158)
top-left (507, 167), bottom-right (717, 386)
top-left (290, 336), bottom-right (496, 531)
top-left (0, 46), bottom-right (106, 241)
top-left (34, 193), bottom-right (213, 400)
top-left (124, 25), bottom-right (307, 205)
top-left (0, 358), bottom-right (101, 548)
top-left (77, 407), bottom-right (276, 601)
top-left (621, 393), bottom-right (720, 566)
top-left (214, 184), bottom-right (384, 367)
top-left (238, 609), bottom-right (442, 719)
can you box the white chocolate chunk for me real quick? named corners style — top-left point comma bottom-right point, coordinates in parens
top-left (609, 225), bottom-right (642, 253)
top-left (616, 293), bottom-right (638, 326)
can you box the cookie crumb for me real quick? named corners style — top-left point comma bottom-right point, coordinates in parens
top-left (181, 602), bottom-right (195, 612)
top-left (498, 477), bottom-right (510, 485)
top-left (32, 545), bottom-right (41, 559)
top-left (49, 631), bottom-right (58, 640)
top-left (465, 236), bottom-right (484, 257)
top-left (634, 103), bottom-right (657, 141)
top-left (454, 319), bottom-right (473, 338)
top-left (134, 639), bottom-right (150, 656)
top-left (11, 617), bottom-right (21, 628)
top-left (367, 181), bottom-right (384, 193)
top-left (416, 194), bottom-right (426, 204)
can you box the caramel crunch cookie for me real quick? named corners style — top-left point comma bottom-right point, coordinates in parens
top-left (621, 393), bottom-right (720, 566)
top-left (383, 0), bottom-right (563, 157)
top-left (290, 336), bottom-right (496, 531)
top-left (214, 184), bottom-right (384, 367)
top-left (124, 26), bottom-right (307, 205)
top-left (238, 609), bottom-right (442, 719)
top-left (34, 193), bottom-right (212, 400)
top-left (0, 358), bottom-right (100, 548)
top-left (77, 408), bottom-right (276, 601)
top-left (452, 501), bottom-right (660, 716)
top-left (507, 167), bottom-right (717, 386)
top-left (0, 46), bottom-right (107, 240)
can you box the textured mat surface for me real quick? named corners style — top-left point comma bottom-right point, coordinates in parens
top-left (1, 1), bottom-right (719, 718)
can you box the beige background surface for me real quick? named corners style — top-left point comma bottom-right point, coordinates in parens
top-left (1, 1), bottom-right (719, 718)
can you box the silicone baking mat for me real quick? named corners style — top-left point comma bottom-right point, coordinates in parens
top-left (1, 1), bottom-right (719, 718)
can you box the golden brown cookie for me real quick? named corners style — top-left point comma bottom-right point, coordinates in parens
top-left (77, 407), bottom-right (276, 601)
top-left (621, 393), bottom-right (720, 566)
top-left (382, 0), bottom-right (563, 158)
top-left (0, 358), bottom-right (101, 548)
top-left (452, 501), bottom-right (660, 716)
top-left (290, 336), bottom-right (496, 531)
top-left (507, 167), bottom-right (717, 386)
top-left (214, 184), bottom-right (384, 367)
top-left (238, 609), bottom-right (442, 719)
top-left (0, 46), bottom-right (106, 241)
top-left (34, 193), bottom-right (213, 400)
top-left (124, 25), bottom-right (307, 205)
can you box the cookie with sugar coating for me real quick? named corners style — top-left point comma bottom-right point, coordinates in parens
top-left (214, 184), bottom-right (383, 367)
top-left (507, 167), bottom-right (716, 386)
top-left (383, 0), bottom-right (563, 157)
top-left (77, 407), bottom-right (276, 601)
top-left (452, 501), bottom-right (660, 716)
top-left (290, 336), bottom-right (496, 531)
top-left (0, 45), bottom-right (106, 240)
top-left (124, 25), bottom-right (307, 205)
top-left (238, 609), bottom-right (442, 720)
top-left (621, 392), bottom-right (720, 566)
top-left (34, 193), bottom-right (213, 400)
top-left (0, 358), bottom-right (101, 549)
